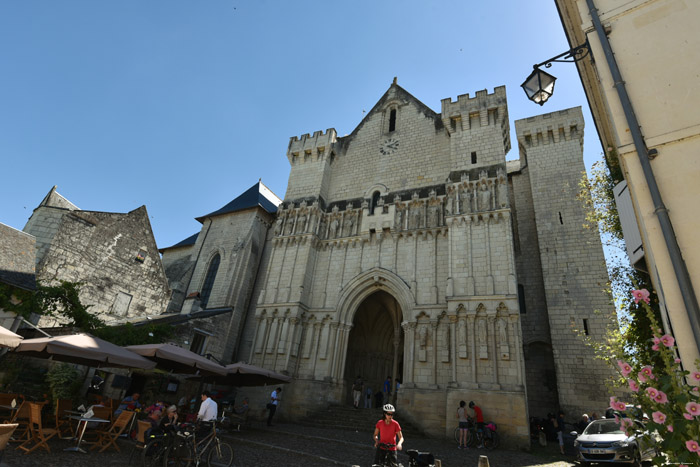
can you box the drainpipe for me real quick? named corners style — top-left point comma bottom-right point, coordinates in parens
top-left (584, 0), bottom-right (700, 351)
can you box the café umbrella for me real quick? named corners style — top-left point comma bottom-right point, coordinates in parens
top-left (124, 343), bottom-right (227, 376)
top-left (193, 362), bottom-right (292, 387)
top-left (12, 333), bottom-right (156, 369)
top-left (0, 326), bottom-right (23, 348)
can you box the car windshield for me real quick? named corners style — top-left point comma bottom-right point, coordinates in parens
top-left (584, 420), bottom-right (625, 435)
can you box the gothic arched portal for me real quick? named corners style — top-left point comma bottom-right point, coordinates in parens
top-left (343, 290), bottom-right (404, 405)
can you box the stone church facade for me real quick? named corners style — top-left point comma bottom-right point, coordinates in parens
top-left (162, 82), bottom-right (613, 446)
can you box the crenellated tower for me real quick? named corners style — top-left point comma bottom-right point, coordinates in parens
top-left (285, 128), bottom-right (338, 203)
top-left (441, 86), bottom-right (511, 176)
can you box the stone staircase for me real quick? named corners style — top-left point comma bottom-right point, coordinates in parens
top-left (300, 404), bottom-right (425, 437)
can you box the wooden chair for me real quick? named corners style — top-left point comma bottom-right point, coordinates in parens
top-left (127, 420), bottom-right (153, 466)
top-left (90, 410), bottom-right (134, 453)
top-left (92, 405), bottom-right (112, 422)
top-left (0, 394), bottom-right (20, 407)
top-left (6, 400), bottom-right (30, 443)
top-left (54, 399), bottom-right (73, 438)
top-left (17, 402), bottom-right (57, 454)
top-left (0, 423), bottom-right (18, 463)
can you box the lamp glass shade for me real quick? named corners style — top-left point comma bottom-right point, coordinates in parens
top-left (521, 68), bottom-right (557, 105)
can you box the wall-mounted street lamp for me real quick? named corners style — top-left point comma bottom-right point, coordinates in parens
top-left (521, 41), bottom-right (590, 105)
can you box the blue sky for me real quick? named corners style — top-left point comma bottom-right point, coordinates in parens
top-left (0, 1), bottom-right (602, 250)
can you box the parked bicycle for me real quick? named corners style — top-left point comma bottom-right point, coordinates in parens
top-left (163, 420), bottom-right (234, 467)
top-left (452, 417), bottom-right (499, 450)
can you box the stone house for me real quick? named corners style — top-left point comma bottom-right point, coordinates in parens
top-left (22, 186), bottom-right (171, 326)
top-left (161, 81), bottom-right (615, 446)
top-left (0, 222), bottom-right (36, 331)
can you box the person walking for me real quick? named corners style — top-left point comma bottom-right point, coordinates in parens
top-left (196, 390), bottom-right (218, 439)
top-left (383, 376), bottom-right (392, 402)
top-left (457, 400), bottom-right (469, 449)
top-left (267, 387), bottom-right (282, 426)
top-left (352, 376), bottom-right (364, 409)
top-left (373, 404), bottom-right (403, 466)
top-left (364, 386), bottom-right (373, 409)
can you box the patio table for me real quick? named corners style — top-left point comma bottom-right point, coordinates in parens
top-left (64, 415), bottom-right (110, 453)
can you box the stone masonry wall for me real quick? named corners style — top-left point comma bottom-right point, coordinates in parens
top-left (34, 206), bottom-right (170, 326)
top-left (515, 108), bottom-right (615, 416)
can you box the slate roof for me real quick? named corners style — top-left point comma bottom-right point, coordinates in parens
top-left (195, 181), bottom-right (281, 223)
top-left (159, 232), bottom-right (199, 253)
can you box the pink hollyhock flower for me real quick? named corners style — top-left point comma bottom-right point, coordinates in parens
top-left (632, 289), bottom-right (650, 305)
top-left (638, 372), bottom-right (647, 383)
top-left (646, 387), bottom-right (659, 399)
top-left (686, 402), bottom-right (700, 416)
top-left (617, 360), bottom-right (633, 376)
top-left (686, 440), bottom-right (700, 453)
top-left (654, 390), bottom-right (668, 404)
top-left (660, 334), bottom-right (675, 347)
top-left (640, 366), bottom-right (655, 380)
top-left (684, 413), bottom-right (694, 420)
top-left (651, 343), bottom-right (660, 351)
top-left (628, 380), bottom-right (639, 392)
top-left (652, 411), bottom-right (667, 424)
top-left (691, 371), bottom-right (700, 382)
top-left (667, 425), bottom-right (674, 432)
top-left (675, 358), bottom-right (682, 363)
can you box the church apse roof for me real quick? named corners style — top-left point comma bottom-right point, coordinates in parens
top-left (159, 232), bottom-right (199, 253)
top-left (194, 181), bottom-right (282, 223)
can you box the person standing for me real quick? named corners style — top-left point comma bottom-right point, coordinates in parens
top-left (457, 400), bottom-right (469, 449)
top-left (364, 386), bottom-right (373, 409)
top-left (555, 410), bottom-right (566, 455)
top-left (469, 401), bottom-right (484, 448)
top-left (373, 404), bottom-right (403, 466)
top-left (383, 376), bottom-right (392, 401)
top-left (197, 391), bottom-right (218, 422)
top-left (267, 387), bottom-right (282, 426)
top-left (352, 376), bottom-right (364, 409)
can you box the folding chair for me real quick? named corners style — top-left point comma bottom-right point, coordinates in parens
top-left (6, 400), bottom-right (30, 443)
top-left (127, 420), bottom-right (153, 466)
top-left (17, 402), bottom-right (57, 454)
top-left (0, 423), bottom-right (18, 463)
top-left (90, 410), bottom-right (134, 453)
top-left (54, 399), bottom-right (74, 439)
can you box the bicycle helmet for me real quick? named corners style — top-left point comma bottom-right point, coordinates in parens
top-left (383, 404), bottom-right (396, 413)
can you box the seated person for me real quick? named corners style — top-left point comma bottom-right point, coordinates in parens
top-left (114, 392), bottom-right (141, 416)
top-left (160, 405), bottom-right (179, 431)
top-left (233, 398), bottom-right (249, 416)
top-left (145, 409), bottom-right (162, 438)
top-left (145, 399), bottom-right (166, 415)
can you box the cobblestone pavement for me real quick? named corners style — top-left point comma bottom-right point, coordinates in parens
top-left (4, 421), bottom-right (577, 466)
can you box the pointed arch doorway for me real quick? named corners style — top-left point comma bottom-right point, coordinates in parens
top-left (344, 290), bottom-right (404, 406)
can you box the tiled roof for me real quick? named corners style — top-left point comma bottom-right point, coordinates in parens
top-left (195, 181), bottom-right (281, 223)
top-left (159, 232), bottom-right (199, 253)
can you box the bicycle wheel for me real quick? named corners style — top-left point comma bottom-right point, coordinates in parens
top-left (207, 440), bottom-right (234, 467)
top-left (484, 432), bottom-right (499, 450)
top-left (163, 440), bottom-right (193, 467)
top-left (466, 430), bottom-right (477, 447)
top-left (142, 438), bottom-right (167, 467)
top-left (454, 427), bottom-right (460, 443)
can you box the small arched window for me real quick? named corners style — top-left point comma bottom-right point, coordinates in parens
top-left (200, 253), bottom-right (220, 309)
top-left (389, 109), bottom-right (397, 132)
top-left (370, 191), bottom-right (381, 215)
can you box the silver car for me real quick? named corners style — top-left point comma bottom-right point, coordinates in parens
top-left (573, 418), bottom-right (658, 465)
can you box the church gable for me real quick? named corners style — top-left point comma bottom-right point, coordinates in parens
top-left (327, 82), bottom-right (451, 201)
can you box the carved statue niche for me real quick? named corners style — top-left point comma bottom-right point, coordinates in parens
top-left (408, 192), bottom-right (422, 230)
top-left (444, 187), bottom-right (454, 216)
top-left (418, 324), bottom-right (428, 362)
top-left (274, 215), bottom-right (284, 236)
top-left (343, 211), bottom-right (356, 237)
top-left (393, 196), bottom-right (404, 230)
top-left (498, 318), bottom-right (510, 360)
top-left (317, 212), bottom-right (327, 238)
top-left (329, 217), bottom-right (340, 238)
top-left (478, 182), bottom-right (491, 212)
top-left (458, 319), bottom-right (468, 358)
top-left (427, 190), bottom-right (440, 228)
top-left (478, 318), bottom-right (488, 359)
top-left (296, 211), bottom-right (307, 234)
top-left (440, 322), bottom-right (450, 363)
top-left (497, 168), bottom-right (508, 208)
top-left (285, 213), bottom-right (295, 235)
top-left (460, 185), bottom-right (472, 214)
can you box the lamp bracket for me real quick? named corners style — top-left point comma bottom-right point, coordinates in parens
top-left (533, 40), bottom-right (590, 70)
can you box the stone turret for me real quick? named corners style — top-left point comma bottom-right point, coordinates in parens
top-left (285, 128), bottom-right (338, 202)
top-left (514, 107), bottom-right (613, 417)
top-left (441, 86), bottom-right (511, 173)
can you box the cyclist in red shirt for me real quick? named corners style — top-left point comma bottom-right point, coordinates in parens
top-left (373, 404), bottom-right (404, 466)
top-left (469, 401), bottom-right (485, 448)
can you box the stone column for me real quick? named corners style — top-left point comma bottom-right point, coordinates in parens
top-left (431, 320), bottom-right (439, 387)
top-left (328, 322), bottom-right (340, 382)
top-left (284, 317), bottom-right (299, 369)
top-left (449, 314), bottom-right (457, 383)
top-left (391, 327), bottom-right (400, 399)
top-left (249, 315), bottom-right (264, 363)
top-left (510, 315), bottom-right (524, 387)
top-left (311, 322), bottom-right (322, 380)
top-left (260, 316), bottom-right (273, 368)
top-left (337, 324), bottom-right (352, 381)
top-left (488, 316), bottom-right (498, 386)
top-left (403, 322), bottom-right (416, 385)
top-left (467, 314), bottom-right (476, 384)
